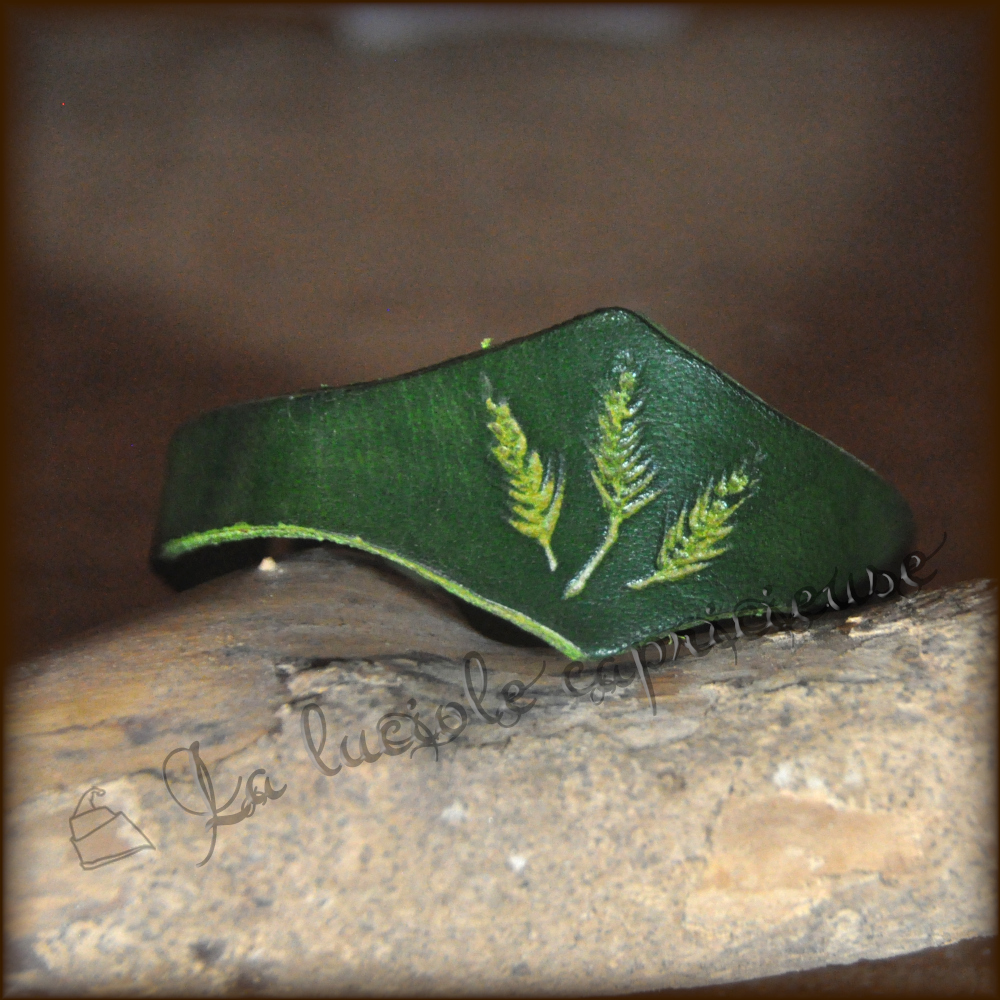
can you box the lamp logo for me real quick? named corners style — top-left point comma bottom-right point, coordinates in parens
top-left (69, 786), bottom-right (155, 870)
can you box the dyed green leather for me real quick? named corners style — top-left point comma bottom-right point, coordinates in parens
top-left (154, 309), bottom-right (913, 658)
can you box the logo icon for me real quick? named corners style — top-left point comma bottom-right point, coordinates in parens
top-left (69, 786), bottom-right (155, 870)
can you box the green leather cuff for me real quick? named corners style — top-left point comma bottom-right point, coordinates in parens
top-left (153, 308), bottom-right (913, 659)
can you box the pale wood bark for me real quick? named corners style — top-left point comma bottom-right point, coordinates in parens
top-left (5, 548), bottom-right (996, 994)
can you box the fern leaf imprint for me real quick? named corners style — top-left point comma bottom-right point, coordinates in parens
top-left (563, 369), bottom-right (660, 598)
top-left (486, 398), bottom-right (565, 571)
top-left (628, 469), bottom-right (753, 590)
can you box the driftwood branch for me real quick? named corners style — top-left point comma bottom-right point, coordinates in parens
top-left (5, 548), bottom-right (996, 994)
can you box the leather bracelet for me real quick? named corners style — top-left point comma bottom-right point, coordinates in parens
top-left (153, 308), bottom-right (913, 660)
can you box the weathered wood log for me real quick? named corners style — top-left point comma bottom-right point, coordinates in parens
top-left (5, 548), bottom-right (996, 995)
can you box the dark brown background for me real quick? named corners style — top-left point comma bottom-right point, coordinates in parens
top-left (7, 5), bottom-right (995, 993)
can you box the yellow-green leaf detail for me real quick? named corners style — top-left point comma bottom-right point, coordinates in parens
top-left (563, 369), bottom-right (660, 598)
top-left (628, 469), bottom-right (753, 590)
top-left (486, 398), bottom-right (565, 571)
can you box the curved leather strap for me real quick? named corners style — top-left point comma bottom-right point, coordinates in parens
top-left (153, 308), bottom-right (913, 659)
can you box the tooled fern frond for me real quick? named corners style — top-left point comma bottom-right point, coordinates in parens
top-left (486, 398), bottom-right (565, 571)
top-left (628, 469), bottom-right (753, 590)
top-left (563, 369), bottom-right (660, 598)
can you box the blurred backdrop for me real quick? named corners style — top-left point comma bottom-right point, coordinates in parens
top-left (10, 4), bottom-right (992, 662)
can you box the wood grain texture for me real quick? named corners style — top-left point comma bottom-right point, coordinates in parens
top-left (5, 549), bottom-right (521, 809)
top-left (5, 550), bottom-right (995, 994)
